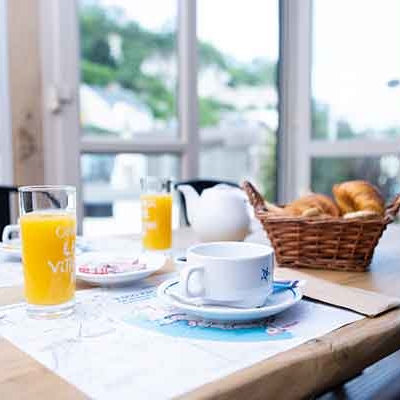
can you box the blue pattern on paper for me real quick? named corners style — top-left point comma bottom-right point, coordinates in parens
top-left (113, 278), bottom-right (297, 342)
top-left (122, 304), bottom-right (296, 342)
top-left (125, 316), bottom-right (293, 342)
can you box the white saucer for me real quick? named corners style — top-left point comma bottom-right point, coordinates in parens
top-left (157, 279), bottom-right (303, 321)
top-left (0, 240), bottom-right (21, 259)
top-left (76, 252), bottom-right (166, 286)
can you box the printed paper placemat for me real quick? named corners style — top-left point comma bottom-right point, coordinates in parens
top-left (0, 274), bottom-right (363, 399)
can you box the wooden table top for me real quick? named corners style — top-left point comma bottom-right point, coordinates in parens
top-left (1, 226), bottom-right (400, 400)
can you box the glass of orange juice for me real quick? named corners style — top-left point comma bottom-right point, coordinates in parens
top-left (19, 185), bottom-right (76, 318)
top-left (140, 177), bottom-right (173, 251)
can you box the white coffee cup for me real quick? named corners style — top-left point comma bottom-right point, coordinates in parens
top-left (179, 241), bottom-right (274, 308)
top-left (2, 224), bottom-right (20, 244)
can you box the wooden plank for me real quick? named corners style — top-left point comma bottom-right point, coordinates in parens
top-left (0, 338), bottom-right (87, 400)
top-left (7, 0), bottom-right (45, 185)
top-left (178, 307), bottom-right (400, 400)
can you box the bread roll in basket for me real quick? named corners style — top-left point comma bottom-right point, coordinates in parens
top-left (243, 181), bottom-right (400, 272)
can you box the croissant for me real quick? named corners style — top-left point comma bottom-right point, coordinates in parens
top-left (285, 194), bottom-right (340, 217)
top-left (333, 180), bottom-right (385, 217)
top-left (265, 193), bottom-right (340, 218)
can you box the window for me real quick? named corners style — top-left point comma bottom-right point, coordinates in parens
top-left (39, 1), bottom-right (280, 232)
top-left (312, 156), bottom-right (400, 199)
top-left (197, 0), bottom-right (279, 199)
top-left (75, 0), bottom-right (280, 234)
top-left (79, 0), bottom-right (177, 139)
top-left (81, 153), bottom-right (180, 236)
top-left (78, 0), bottom-right (181, 234)
top-left (310, 0), bottom-right (400, 199)
top-left (39, 0), bottom-right (400, 226)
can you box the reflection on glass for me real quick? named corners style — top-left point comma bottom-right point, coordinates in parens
top-left (312, 0), bottom-right (400, 140)
top-left (82, 153), bottom-right (180, 236)
top-left (197, 0), bottom-right (279, 200)
top-left (79, 0), bottom-right (177, 138)
top-left (311, 156), bottom-right (400, 201)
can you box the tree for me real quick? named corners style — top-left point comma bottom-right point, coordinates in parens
top-left (79, 4), bottom-right (278, 127)
top-left (79, 4), bottom-right (279, 197)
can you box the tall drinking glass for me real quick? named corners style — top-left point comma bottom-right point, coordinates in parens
top-left (19, 186), bottom-right (76, 318)
top-left (140, 177), bottom-right (172, 250)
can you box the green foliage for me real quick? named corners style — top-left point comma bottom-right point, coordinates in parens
top-left (199, 98), bottom-right (234, 127)
top-left (80, 5), bottom-right (176, 120)
top-left (79, 4), bottom-right (277, 124)
top-left (198, 42), bottom-right (227, 69)
top-left (136, 76), bottom-right (175, 120)
top-left (80, 6), bottom-right (116, 67)
top-left (79, 4), bottom-right (279, 200)
top-left (227, 60), bottom-right (276, 88)
top-left (81, 60), bottom-right (115, 86)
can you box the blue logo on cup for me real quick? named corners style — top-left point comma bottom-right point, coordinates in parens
top-left (261, 267), bottom-right (270, 281)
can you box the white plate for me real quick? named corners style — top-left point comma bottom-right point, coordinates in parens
top-left (76, 252), bottom-right (166, 286)
top-left (157, 279), bottom-right (303, 321)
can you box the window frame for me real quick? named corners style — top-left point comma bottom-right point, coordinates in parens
top-left (40, 0), bottom-right (198, 182)
top-left (284, 0), bottom-right (400, 199)
top-left (8, 0), bottom-right (400, 222)
top-left (278, 0), bottom-right (312, 201)
top-left (38, 0), bottom-right (200, 230)
top-left (0, 0), bottom-right (13, 185)
top-left (39, 0), bottom-right (282, 230)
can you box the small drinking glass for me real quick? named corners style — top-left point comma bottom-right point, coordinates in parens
top-left (140, 177), bottom-right (173, 251)
top-left (19, 185), bottom-right (76, 318)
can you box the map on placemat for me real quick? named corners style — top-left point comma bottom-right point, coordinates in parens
top-left (0, 274), bottom-right (363, 399)
top-left (122, 294), bottom-right (296, 342)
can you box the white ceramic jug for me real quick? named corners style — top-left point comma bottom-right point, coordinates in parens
top-left (178, 184), bottom-right (251, 242)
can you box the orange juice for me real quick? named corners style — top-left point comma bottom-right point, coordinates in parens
top-left (20, 211), bottom-right (76, 305)
top-left (141, 193), bottom-right (172, 250)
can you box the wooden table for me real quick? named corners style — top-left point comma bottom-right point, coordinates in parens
top-left (1, 226), bottom-right (400, 400)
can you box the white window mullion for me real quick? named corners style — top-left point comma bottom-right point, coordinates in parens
top-left (39, 0), bottom-right (82, 229)
top-left (39, 0), bottom-right (81, 187)
top-left (310, 139), bottom-right (400, 158)
top-left (81, 137), bottom-right (186, 154)
top-left (178, 0), bottom-right (199, 179)
top-left (279, 0), bottom-right (312, 201)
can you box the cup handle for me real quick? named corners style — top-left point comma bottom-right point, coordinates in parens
top-left (2, 224), bottom-right (19, 244)
top-left (180, 265), bottom-right (205, 298)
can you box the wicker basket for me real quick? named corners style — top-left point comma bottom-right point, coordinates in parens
top-left (243, 181), bottom-right (400, 272)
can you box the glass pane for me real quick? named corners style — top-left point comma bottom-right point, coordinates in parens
top-left (312, 0), bottom-right (400, 140)
top-left (78, 0), bottom-right (177, 138)
top-left (197, 0), bottom-right (279, 200)
top-left (311, 155), bottom-right (400, 201)
top-left (82, 153), bottom-right (180, 236)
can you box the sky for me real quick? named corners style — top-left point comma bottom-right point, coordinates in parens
top-left (97, 0), bottom-right (400, 134)
top-left (313, 0), bottom-right (400, 133)
top-left (100, 0), bottom-right (279, 62)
